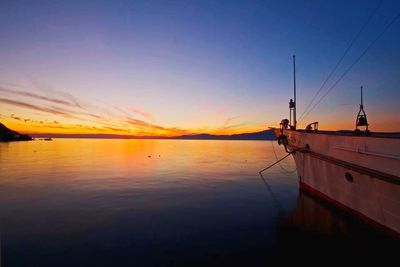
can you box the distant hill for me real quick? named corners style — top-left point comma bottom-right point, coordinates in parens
top-left (27, 128), bottom-right (276, 140)
top-left (0, 122), bottom-right (33, 142)
top-left (171, 130), bottom-right (276, 140)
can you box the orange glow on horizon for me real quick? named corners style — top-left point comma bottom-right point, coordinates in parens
top-left (3, 114), bottom-right (399, 138)
top-left (1, 83), bottom-right (398, 137)
top-left (1, 116), bottom-right (267, 137)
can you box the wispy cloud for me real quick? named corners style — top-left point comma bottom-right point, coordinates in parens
top-left (224, 116), bottom-right (240, 126)
top-left (0, 86), bottom-right (80, 108)
top-left (129, 105), bottom-right (155, 121)
top-left (125, 117), bottom-right (188, 135)
top-left (0, 85), bottom-right (110, 123)
top-left (125, 117), bottom-right (164, 130)
top-left (112, 106), bottom-right (132, 117)
top-left (221, 123), bottom-right (246, 130)
top-left (10, 114), bottom-right (22, 121)
top-left (103, 126), bottom-right (127, 132)
top-left (0, 98), bottom-right (78, 118)
top-left (0, 82), bottom-right (195, 136)
top-left (30, 79), bottom-right (84, 108)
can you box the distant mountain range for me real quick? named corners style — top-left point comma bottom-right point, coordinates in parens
top-left (170, 130), bottom-right (276, 140)
top-left (0, 122), bottom-right (33, 141)
top-left (30, 129), bottom-right (276, 140)
top-left (1, 121), bottom-right (275, 141)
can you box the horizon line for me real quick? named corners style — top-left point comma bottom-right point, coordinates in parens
top-left (28, 130), bottom-right (274, 140)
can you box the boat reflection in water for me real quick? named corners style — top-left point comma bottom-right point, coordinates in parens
top-left (275, 188), bottom-right (399, 265)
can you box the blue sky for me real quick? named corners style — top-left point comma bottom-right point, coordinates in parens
top-left (0, 0), bottom-right (399, 135)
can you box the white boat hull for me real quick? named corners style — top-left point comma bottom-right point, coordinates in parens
top-left (275, 129), bottom-right (400, 235)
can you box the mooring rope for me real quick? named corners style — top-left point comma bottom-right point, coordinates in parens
top-left (259, 153), bottom-right (292, 174)
top-left (271, 140), bottom-right (297, 174)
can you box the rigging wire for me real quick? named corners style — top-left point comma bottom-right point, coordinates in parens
top-left (299, 11), bottom-right (400, 125)
top-left (298, 0), bottom-right (384, 125)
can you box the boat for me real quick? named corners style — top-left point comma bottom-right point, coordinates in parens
top-left (272, 56), bottom-right (400, 235)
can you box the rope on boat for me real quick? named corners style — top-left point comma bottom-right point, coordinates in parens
top-left (271, 141), bottom-right (297, 174)
top-left (259, 153), bottom-right (292, 174)
top-left (259, 133), bottom-right (297, 174)
top-left (257, 136), bottom-right (298, 215)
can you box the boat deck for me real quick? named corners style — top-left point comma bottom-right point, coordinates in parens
top-left (289, 129), bottom-right (400, 139)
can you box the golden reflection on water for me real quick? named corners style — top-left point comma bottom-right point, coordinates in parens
top-left (0, 139), bottom-right (292, 190)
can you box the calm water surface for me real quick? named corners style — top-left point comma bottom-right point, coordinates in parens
top-left (0, 139), bottom-right (398, 266)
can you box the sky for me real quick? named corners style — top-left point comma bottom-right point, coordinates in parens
top-left (0, 0), bottom-right (399, 136)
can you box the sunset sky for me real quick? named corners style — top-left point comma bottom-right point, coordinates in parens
top-left (1, 0), bottom-right (399, 136)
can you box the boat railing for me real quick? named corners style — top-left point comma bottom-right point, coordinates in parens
top-left (305, 122), bottom-right (319, 132)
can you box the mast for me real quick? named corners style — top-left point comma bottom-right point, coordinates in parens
top-left (288, 55), bottom-right (297, 129)
top-left (293, 55), bottom-right (297, 129)
top-left (360, 86), bottom-right (363, 107)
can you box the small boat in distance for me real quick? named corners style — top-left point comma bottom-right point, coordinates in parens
top-left (272, 56), bottom-right (400, 235)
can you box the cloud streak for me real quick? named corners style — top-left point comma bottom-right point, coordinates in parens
top-left (224, 116), bottom-right (240, 126)
top-left (29, 80), bottom-right (84, 108)
top-left (10, 114), bottom-right (22, 121)
top-left (125, 117), bottom-right (189, 135)
top-left (0, 83), bottom-right (193, 136)
top-left (125, 117), bottom-right (164, 130)
top-left (0, 98), bottom-right (77, 118)
top-left (1, 96), bottom-right (190, 136)
top-left (0, 87), bottom-right (80, 108)
top-left (129, 105), bottom-right (155, 121)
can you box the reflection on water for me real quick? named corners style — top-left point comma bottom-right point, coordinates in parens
top-left (0, 139), bottom-right (398, 266)
top-left (276, 192), bottom-right (399, 265)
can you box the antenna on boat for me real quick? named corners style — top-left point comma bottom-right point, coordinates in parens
top-left (289, 55), bottom-right (297, 129)
top-left (355, 86), bottom-right (369, 134)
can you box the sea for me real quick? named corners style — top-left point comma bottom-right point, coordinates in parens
top-left (0, 139), bottom-right (398, 266)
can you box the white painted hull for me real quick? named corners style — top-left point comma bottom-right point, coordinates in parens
top-left (275, 129), bottom-right (400, 234)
